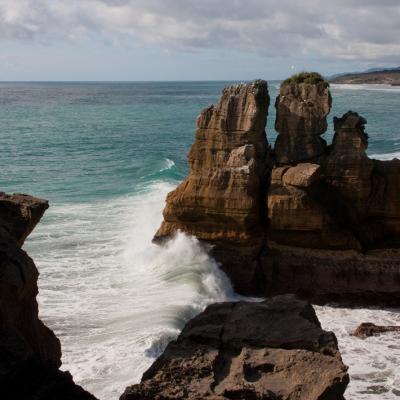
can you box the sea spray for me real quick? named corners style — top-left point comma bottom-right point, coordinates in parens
top-left (28, 181), bottom-right (236, 400)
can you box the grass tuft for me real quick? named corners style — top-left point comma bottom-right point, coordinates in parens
top-left (282, 72), bottom-right (329, 88)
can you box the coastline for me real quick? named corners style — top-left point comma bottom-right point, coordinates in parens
top-left (2, 79), bottom-right (400, 399)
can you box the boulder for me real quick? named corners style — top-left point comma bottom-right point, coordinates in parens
top-left (121, 295), bottom-right (349, 400)
top-left (274, 82), bottom-right (331, 164)
top-left (282, 163), bottom-right (320, 187)
top-left (352, 322), bottom-right (400, 338)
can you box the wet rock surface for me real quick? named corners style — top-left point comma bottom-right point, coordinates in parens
top-left (352, 322), bottom-right (400, 338)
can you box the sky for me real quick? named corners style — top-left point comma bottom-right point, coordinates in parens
top-left (0, 0), bottom-right (400, 81)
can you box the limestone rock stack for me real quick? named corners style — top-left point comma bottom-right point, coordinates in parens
top-left (154, 80), bottom-right (270, 244)
top-left (154, 81), bottom-right (271, 293)
top-left (154, 75), bottom-right (400, 303)
top-left (274, 81), bottom-right (331, 164)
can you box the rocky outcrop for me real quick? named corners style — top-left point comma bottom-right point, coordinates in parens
top-left (321, 112), bottom-right (374, 216)
top-left (352, 322), bottom-right (400, 338)
top-left (274, 82), bottom-right (331, 164)
top-left (0, 193), bottom-right (96, 400)
top-left (265, 109), bottom-right (400, 302)
top-left (121, 295), bottom-right (349, 400)
top-left (155, 76), bottom-right (400, 302)
top-left (261, 245), bottom-right (400, 304)
top-left (154, 80), bottom-right (270, 244)
top-left (154, 80), bottom-right (271, 293)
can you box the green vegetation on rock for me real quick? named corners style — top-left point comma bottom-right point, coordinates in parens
top-left (282, 72), bottom-right (329, 88)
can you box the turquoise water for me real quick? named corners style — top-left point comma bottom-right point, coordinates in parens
top-left (1, 81), bottom-right (399, 201)
top-left (1, 81), bottom-right (400, 399)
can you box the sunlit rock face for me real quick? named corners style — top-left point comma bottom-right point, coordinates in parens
top-left (154, 80), bottom-right (270, 245)
top-left (153, 80), bottom-right (271, 294)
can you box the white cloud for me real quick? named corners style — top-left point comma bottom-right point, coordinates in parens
top-left (0, 0), bottom-right (399, 63)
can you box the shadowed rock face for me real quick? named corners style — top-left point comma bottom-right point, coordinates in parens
top-left (0, 193), bottom-right (60, 365)
top-left (274, 82), bottom-right (332, 164)
top-left (0, 192), bottom-right (50, 246)
top-left (120, 295), bottom-right (349, 400)
top-left (321, 111), bottom-right (374, 216)
top-left (0, 193), bottom-right (96, 400)
top-left (368, 158), bottom-right (400, 243)
top-left (154, 80), bottom-right (270, 246)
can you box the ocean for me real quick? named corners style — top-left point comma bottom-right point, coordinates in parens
top-left (1, 81), bottom-right (400, 399)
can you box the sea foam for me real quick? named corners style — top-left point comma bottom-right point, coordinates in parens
top-left (27, 181), bottom-right (235, 399)
top-left (25, 181), bottom-right (400, 400)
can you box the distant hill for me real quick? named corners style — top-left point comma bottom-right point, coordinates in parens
top-left (329, 67), bottom-right (400, 85)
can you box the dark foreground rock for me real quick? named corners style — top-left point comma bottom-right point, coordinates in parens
top-left (352, 322), bottom-right (400, 338)
top-left (121, 295), bottom-right (349, 400)
top-left (0, 192), bottom-right (96, 400)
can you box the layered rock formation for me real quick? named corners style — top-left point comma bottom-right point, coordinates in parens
top-left (121, 295), bottom-right (349, 400)
top-left (322, 112), bottom-right (374, 216)
top-left (154, 80), bottom-right (271, 292)
top-left (267, 109), bottom-right (400, 303)
top-left (154, 80), bottom-right (269, 244)
top-left (155, 76), bottom-right (400, 303)
top-left (0, 192), bottom-right (96, 400)
top-left (274, 81), bottom-right (331, 164)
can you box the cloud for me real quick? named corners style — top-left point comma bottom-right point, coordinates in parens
top-left (0, 0), bottom-right (399, 63)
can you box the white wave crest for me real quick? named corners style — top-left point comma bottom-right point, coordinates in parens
top-left (331, 83), bottom-right (400, 93)
top-left (159, 158), bottom-right (175, 172)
